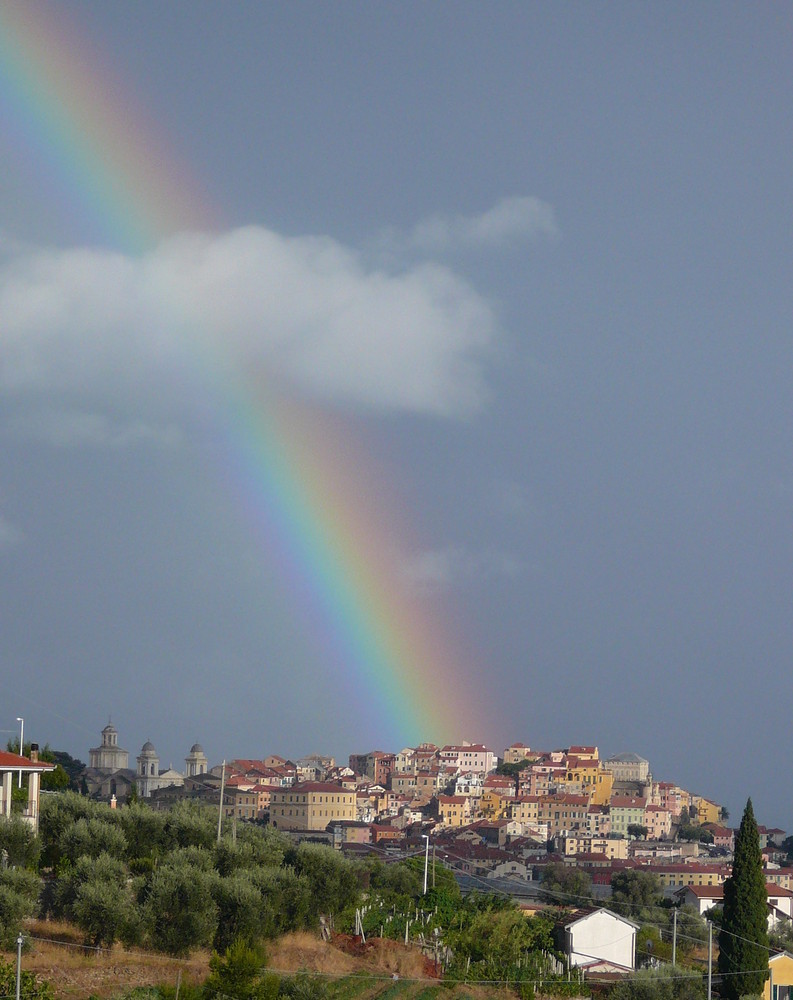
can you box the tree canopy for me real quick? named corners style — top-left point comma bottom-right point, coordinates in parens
top-left (539, 862), bottom-right (592, 906)
top-left (717, 798), bottom-right (769, 1000)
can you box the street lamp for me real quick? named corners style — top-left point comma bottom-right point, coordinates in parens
top-left (422, 834), bottom-right (430, 895)
top-left (16, 718), bottom-right (23, 789)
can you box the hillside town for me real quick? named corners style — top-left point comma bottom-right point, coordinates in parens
top-left (56, 726), bottom-right (790, 907)
top-left (1, 727), bottom-right (792, 997)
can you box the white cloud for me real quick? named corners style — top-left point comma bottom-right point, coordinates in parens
top-left (0, 514), bottom-right (24, 549)
top-left (401, 544), bottom-right (523, 593)
top-left (0, 225), bottom-right (498, 418)
top-left (380, 196), bottom-right (559, 256)
top-left (6, 409), bottom-right (182, 449)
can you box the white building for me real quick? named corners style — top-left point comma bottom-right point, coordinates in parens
top-left (89, 724), bottom-right (129, 771)
top-left (438, 743), bottom-right (496, 776)
top-left (0, 745), bottom-right (54, 832)
top-left (675, 884), bottom-right (793, 930)
top-left (184, 743), bottom-right (208, 777)
top-left (136, 741), bottom-right (185, 798)
top-left (561, 908), bottom-right (638, 973)
top-left (455, 771), bottom-right (485, 797)
top-left (603, 752), bottom-right (651, 784)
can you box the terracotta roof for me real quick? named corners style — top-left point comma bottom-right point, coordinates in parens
top-left (230, 759), bottom-right (269, 771)
top-left (546, 793), bottom-right (590, 805)
top-left (565, 756), bottom-right (599, 768)
top-left (676, 885), bottom-right (724, 899)
top-left (274, 781), bottom-right (352, 794)
top-left (648, 863), bottom-right (729, 873)
top-left (225, 775), bottom-right (252, 787)
top-left (766, 885), bottom-right (793, 897)
top-left (0, 751), bottom-right (55, 771)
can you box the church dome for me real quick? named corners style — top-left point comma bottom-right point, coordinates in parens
top-left (190, 743), bottom-right (204, 753)
top-left (140, 740), bottom-right (156, 754)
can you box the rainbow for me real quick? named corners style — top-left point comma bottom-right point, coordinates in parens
top-left (0, 4), bottom-right (490, 748)
top-left (0, 4), bottom-right (214, 250)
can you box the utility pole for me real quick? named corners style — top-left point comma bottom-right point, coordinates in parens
top-left (217, 760), bottom-right (226, 843)
top-left (16, 718), bottom-right (24, 788)
top-left (707, 920), bottom-right (713, 1000)
top-left (432, 845), bottom-right (436, 889)
top-left (672, 908), bottom-right (677, 967)
top-left (15, 933), bottom-right (23, 1000)
top-left (422, 834), bottom-right (430, 895)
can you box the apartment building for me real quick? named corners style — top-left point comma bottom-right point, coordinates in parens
top-left (270, 781), bottom-right (355, 831)
top-left (438, 743), bottom-right (496, 775)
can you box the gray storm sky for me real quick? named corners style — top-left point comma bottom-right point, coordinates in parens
top-left (1, 3), bottom-right (791, 826)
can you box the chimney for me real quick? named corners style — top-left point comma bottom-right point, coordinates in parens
top-left (29, 743), bottom-right (39, 763)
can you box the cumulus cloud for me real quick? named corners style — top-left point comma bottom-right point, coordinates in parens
top-left (401, 544), bottom-right (523, 593)
top-left (380, 196), bottom-right (559, 256)
top-left (0, 225), bottom-right (498, 417)
top-left (6, 409), bottom-right (182, 449)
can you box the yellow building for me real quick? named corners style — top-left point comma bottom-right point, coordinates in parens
top-left (649, 864), bottom-right (728, 888)
top-left (503, 743), bottom-right (535, 764)
top-left (538, 793), bottom-right (590, 837)
top-left (510, 795), bottom-right (542, 824)
top-left (558, 760), bottom-right (613, 805)
top-left (766, 872), bottom-right (793, 891)
top-left (559, 835), bottom-right (628, 860)
top-left (765, 951), bottom-right (793, 1000)
top-left (480, 788), bottom-right (510, 819)
top-left (270, 781), bottom-right (355, 831)
top-left (438, 794), bottom-right (472, 827)
top-left (691, 796), bottom-right (722, 826)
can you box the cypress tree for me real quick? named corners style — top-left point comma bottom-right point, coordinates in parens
top-left (718, 798), bottom-right (769, 1000)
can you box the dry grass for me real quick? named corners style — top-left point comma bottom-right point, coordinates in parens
top-left (2, 919), bottom-right (209, 999)
top-left (3, 923), bottom-right (433, 999)
top-left (3, 924), bottom-right (522, 1000)
top-left (268, 932), bottom-right (361, 976)
top-left (268, 932), bottom-right (430, 980)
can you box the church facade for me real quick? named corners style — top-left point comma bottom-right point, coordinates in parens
top-left (84, 725), bottom-right (208, 801)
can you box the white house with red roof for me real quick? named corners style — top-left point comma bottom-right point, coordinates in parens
top-left (0, 745), bottom-right (55, 832)
top-left (438, 743), bottom-right (496, 775)
top-left (674, 883), bottom-right (793, 929)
